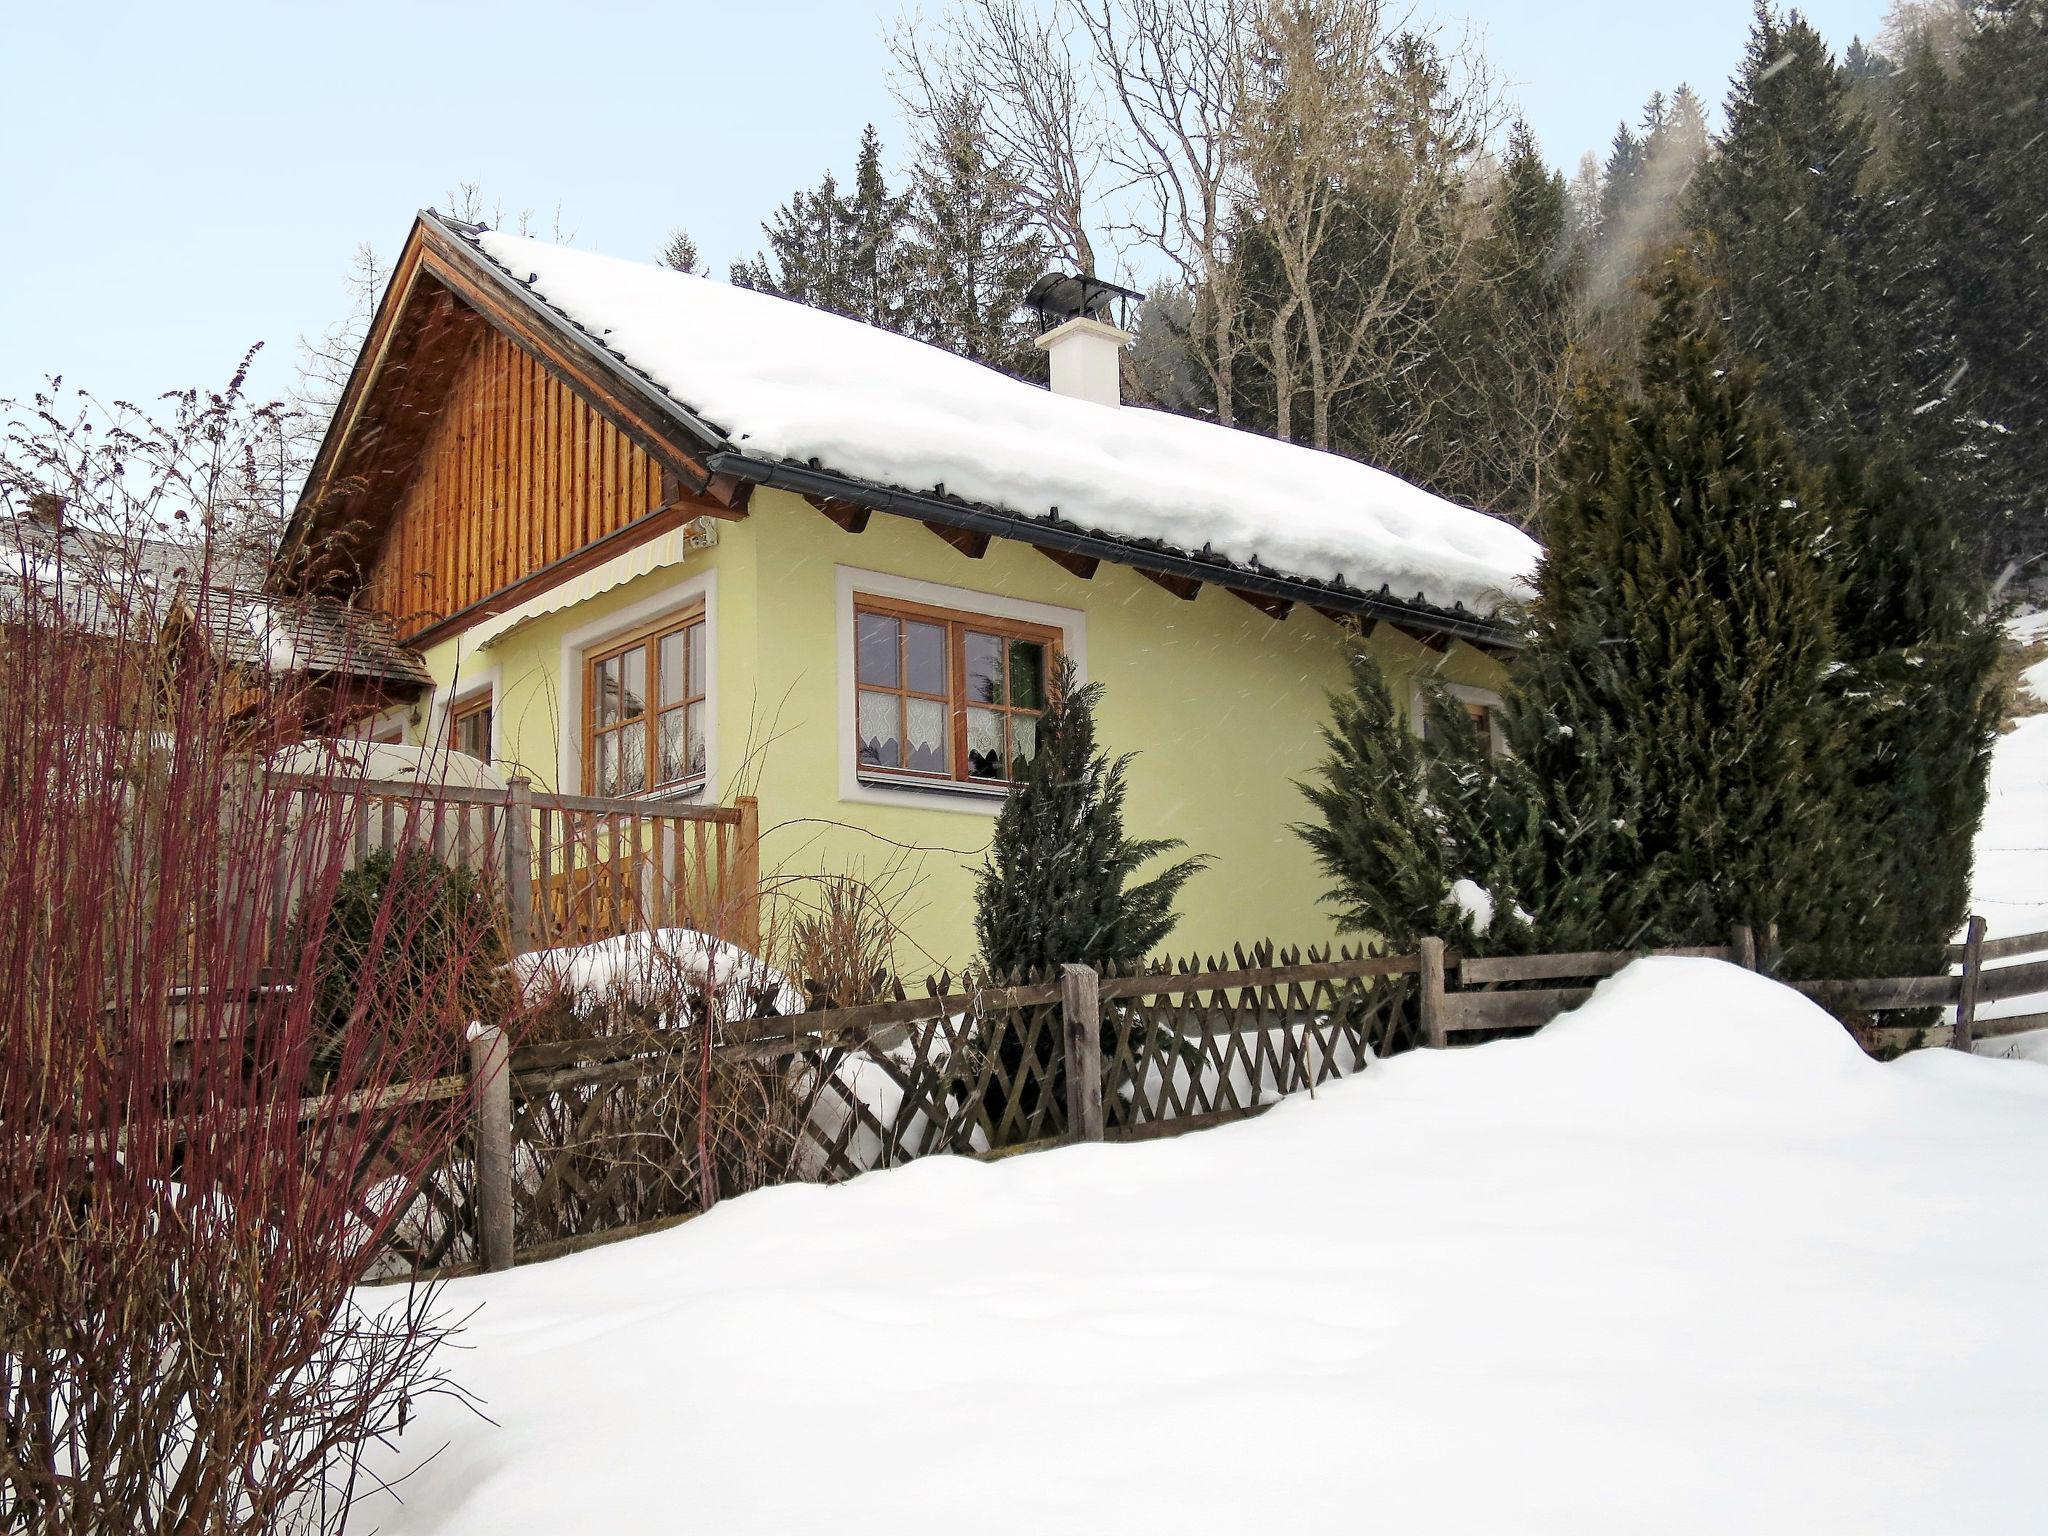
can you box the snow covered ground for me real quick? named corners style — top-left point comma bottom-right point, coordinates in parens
top-left (1970, 610), bottom-right (2048, 1057)
top-left (356, 959), bottom-right (2048, 1535)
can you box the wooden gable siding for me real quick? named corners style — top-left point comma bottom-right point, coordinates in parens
top-left (362, 326), bottom-right (666, 636)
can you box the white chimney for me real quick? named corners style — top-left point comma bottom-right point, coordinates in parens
top-left (1036, 314), bottom-right (1130, 408)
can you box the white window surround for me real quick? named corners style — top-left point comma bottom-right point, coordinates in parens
top-left (1409, 678), bottom-right (1507, 759)
top-left (555, 569), bottom-right (717, 799)
top-left (835, 564), bottom-right (1086, 816)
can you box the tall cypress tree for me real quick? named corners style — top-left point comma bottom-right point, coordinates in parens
top-left (1822, 448), bottom-right (2002, 973)
top-left (1506, 260), bottom-right (1849, 961)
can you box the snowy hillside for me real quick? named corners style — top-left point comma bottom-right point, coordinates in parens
top-left (356, 960), bottom-right (2048, 1536)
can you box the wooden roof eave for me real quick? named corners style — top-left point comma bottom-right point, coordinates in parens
top-left (717, 452), bottom-right (1523, 652)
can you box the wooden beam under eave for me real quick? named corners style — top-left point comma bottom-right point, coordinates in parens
top-left (1141, 568), bottom-right (1202, 601)
top-left (699, 470), bottom-right (753, 515)
top-left (1037, 546), bottom-right (1099, 580)
top-left (806, 494), bottom-right (871, 534)
top-left (924, 521), bottom-right (990, 559)
top-left (1230, 588), bottom-right (1293, 622)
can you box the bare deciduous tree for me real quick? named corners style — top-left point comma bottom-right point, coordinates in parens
top-left (1235, 0), bottom-right (1505, 451)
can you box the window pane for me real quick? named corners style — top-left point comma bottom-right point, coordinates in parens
top-left (856, 612), bottom-right (900, 688)
top-left (659, 630), bottom-right (686, 707)
top-left (658, 708), bottom-right (687, 784)
top-left (1008, 640), bottom-right (1045, 709)
top-left (686, 621), bottom-right (706, 698)
top-left (857, 689), bottom-right (901, 769)
top-left (965, 632), bottom-right (1004, 706)
top-left (1010, 712), bottom-right (1040, 777)
top-left (966, 706), bottom-right (1004, 779)
top-left (455, 705), bottom-right (490, 760)
top-left (594, 731), bottom-right (616, 796)
top-left (618, 645), bottom-right (647, 722)
top-left (905, 696), bottom-right (949, 774)
top-left (904, 621), bottom-right (947, 695)
top-left (686, 700), bottom-right (706, 777)
top-left (593, 656), bottom-right (619, 729)
top-left (618, 721), bottom-right (647, 794)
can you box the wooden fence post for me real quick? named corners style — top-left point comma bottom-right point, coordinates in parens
top-left (503, 777), bottom-right (535, 957)
top-left (733, 795), bottom-right (762, 953)
top-left (1732, 924), bottom-right (1757, 971)
top-left (1954, 914), bottom-right (1986, 1054)
top-left (468, 1024), bottom-right (515, 1272)
top-left (1419, 937), bottom-right (1448, 1048)
top-left (1060, 964), bottom-right (1104, 1143)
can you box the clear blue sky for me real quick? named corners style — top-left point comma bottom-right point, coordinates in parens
top-left (1, 0), bottom-right (1887, 414)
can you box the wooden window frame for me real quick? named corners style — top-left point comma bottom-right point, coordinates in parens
top-left (450, 691), bottom-right (493, 761)
top-left (852, 593), bottom-right (1062, 792)
top-left (1411, 680), bottom-right (1506, 760)
top-left (581, 605), bottom-right (708, 799)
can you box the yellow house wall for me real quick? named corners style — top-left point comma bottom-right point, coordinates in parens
top-left (407, 486), bottom-right (1507, 972)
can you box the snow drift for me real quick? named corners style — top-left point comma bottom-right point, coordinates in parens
top-left (356, 959), bottom-right (2048, 1535)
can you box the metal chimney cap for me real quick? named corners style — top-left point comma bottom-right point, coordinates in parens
top-left (1026, 271), bottom-right (1144, 330)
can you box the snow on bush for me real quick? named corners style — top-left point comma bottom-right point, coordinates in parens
top-left (354, 957), bottom-right (2048, 1535)
top-left (512, 928), bottom-right (805, 1024)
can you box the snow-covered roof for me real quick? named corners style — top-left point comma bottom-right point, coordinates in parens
top-left (468, 229), bottom-right (1540, 620)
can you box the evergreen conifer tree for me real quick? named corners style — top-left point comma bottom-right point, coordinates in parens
top-left (1821, 447), bottom-right (2002, 973)
top-left (844, 124), bottom-right (911, 330)
top-left (1887, 0), bottom-right (2047, 575)
top-left (1294, 650), bottom-right (1529, 951)
top-left (1505, 260), bottom-right (1849, 960)
top-left (656, 227), bottom-right (704, 276)
top-left (974, 657), bottom-right (1206, 977)
top-left (901, 89), bottom-right (1045, 372)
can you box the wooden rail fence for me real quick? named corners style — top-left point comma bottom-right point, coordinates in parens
top-left (1416, 918), bottom-right (2048, 1052)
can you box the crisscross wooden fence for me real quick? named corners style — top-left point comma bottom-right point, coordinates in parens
top-left (358, 942), bottom-right (1410, 1279)
top-left (338, 919), bottom-right (2044, 1282)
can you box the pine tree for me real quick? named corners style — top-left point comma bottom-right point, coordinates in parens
top-left (1687, 4), bottom-right (1922, 455)
top-left (900, 89), bottom-right (1046, 372)
top-left (1505, 261), bottom-right (1850, 961)
top-left (656, 227), bottom-right (704, 275)
top-left (843, 124), bottom-right (911, 330)
top-left (974, 657), bottom-right (1206, 977)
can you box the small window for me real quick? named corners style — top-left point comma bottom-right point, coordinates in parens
top-left (1416, 685), bottom-right (1504, 760)
top-left (584, 611), bottom-right (707, 797)
top-left (854, 598), bottom-right (1057, 789)
top-left (452, 694), bottom-right (492, 761)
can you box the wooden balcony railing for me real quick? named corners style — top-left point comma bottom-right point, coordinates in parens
top-left (264, 773), bottom-right (761, 958)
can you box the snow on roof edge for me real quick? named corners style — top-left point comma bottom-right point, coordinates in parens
top-left (460, 225), bottom-right (1543, 622)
